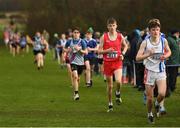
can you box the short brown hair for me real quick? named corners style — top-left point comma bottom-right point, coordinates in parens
top-left (107, 17), bottom-right (117, 25)
top-left (148, 18), bottom-right (161, 29)
top-left (72, 27), bottom-right (81, 32)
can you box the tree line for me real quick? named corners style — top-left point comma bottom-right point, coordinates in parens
top-left (1, 0), bottom-right (179, 35)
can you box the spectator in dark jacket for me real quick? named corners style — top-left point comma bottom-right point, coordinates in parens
top-left (166, 29), bottom-right (180, 95)
top-left (128, 29), bottom-right (144, 90)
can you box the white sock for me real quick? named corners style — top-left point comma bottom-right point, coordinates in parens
top-left (109, 102), bottom-right (113, 106)
top-left (104, 75), bottom-right (106, 80)
top-left (144, 90), bottom-right (146, 95)
top-left (148, 112), bottom-right (153, 117)
top-left (116, 91), bottom-right (120, 95)
top-left (155, 100), bottom-right (159, 106)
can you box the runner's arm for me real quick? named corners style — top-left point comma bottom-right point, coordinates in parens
top-left (44, 40), bottom-right (49, 52)
top-left (160, 39), bottom-right (171, 60)
top-left (121, 35), bottom-right (128, 55)
top-left (63, 41), bottom-right (71, 53)
top-left (79, 40), bottom-right (88, 54)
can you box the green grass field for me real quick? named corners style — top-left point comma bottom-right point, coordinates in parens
top-left (0, 45), bottom-right (180, 127)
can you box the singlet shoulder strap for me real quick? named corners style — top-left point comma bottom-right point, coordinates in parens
top-left (103, 32), bottom-right (108, 39)
top-left (103, 33), bottom-right (108, 45)
top-left (70, 38), bottom-right (82, 45)
top-left (78, 38), bottom-right (82, 45)
top-left (143, 38), bottom-right (148, 51)
top-left (160, 36), bottom-right (165, 53)
top-left (70, 39), bottom-right (73, 45)
top-left (117, 32), bottom-right (122, 40)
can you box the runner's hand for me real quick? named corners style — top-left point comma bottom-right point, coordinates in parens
top-left (106, 48), bottom-right (114, 53)
top-left (160, 54), bottom-right (166, 61)
top-left (74, 45), bottom-right (82, 51)
top-left (68, 47), bottom-right (73, 52)
top-left (119, 54), bottom-right (124, 60)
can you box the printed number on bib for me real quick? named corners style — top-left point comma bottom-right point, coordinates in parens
top-left (151, 53), bottom-right (163, 60)
top-left (107, 51), bottom-right (118, 58)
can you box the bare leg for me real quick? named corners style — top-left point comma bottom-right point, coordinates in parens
top-left (85, 61), bottom-right (91, 86)
top-left (145, 85), bottom-right (154, 113)
top-left (106, 76), bottom-right (113, 104)
top-left (72, 70), bottom-right (80, 100)
top-left (114, 69), bottom-right (123, 104)
top-left (156, 79), bottom-right (166, 104)
top-left (67, 64), bottom-right (73, 86)
top-left (16, 46), bottom-right (20, 55)
top-left (114, 69), bottom-right (122, 92)
top-left (37, 53), bottom-right (41, 69)
top-left (26, 45), bottom-right (29, 53)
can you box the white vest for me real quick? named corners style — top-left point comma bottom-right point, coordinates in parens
top-left (143, 37), bottom-right (165, 72)
top-left (60, 39), bottom-right (67, 47)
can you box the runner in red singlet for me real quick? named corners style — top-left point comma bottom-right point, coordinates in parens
top-left (98, 18), bottom-right (128, 112)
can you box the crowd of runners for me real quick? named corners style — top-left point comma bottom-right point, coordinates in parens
top-left (2, 18), bottom-right (180, 124)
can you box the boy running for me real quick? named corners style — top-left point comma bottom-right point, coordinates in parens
top-left (136, 19), bottom-right (171, 124)
top-left (98, 18), bottom-right (128, 112)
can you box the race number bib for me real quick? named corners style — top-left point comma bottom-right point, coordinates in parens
top-left (107, 51), bottom-right (118, 58)
top-left (150, 53), bottom-right (163, 60)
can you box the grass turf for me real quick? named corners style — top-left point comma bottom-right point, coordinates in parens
top-left (0, 45), bottom-right (179, 127)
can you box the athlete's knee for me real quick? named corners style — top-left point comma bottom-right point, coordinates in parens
top-left (158, 92), bottom-right (166, 98)
top-left (72, 74), bottom-right (78, 80)
top-left (108, 84), bottom-right (113, 90)
top-left (116, 79), bottom-right (122, 85)
top-left (77, 77), bottom-right (80, 82)
top-left (40, 54), bottom-right (44, 59)
top-left (147, 97), bottom-right (153, 103)
top-left (37, 54), bottom-right (41, 59)
top-left (147, 94), bottom-right (153, 102)
top-left (86, 67), bottom-right (90, 72)
top-left (107, 79), bottom-right (113, 86)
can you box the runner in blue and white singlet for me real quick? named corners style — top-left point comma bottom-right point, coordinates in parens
top-left (136, 19), bottom-right (171, 124)
top-left (65, 38), bottom-right (86, 66)
top-left (64, 27), bottom-right (87, 101)
top-left (143, 36), bottom-right (165, 73)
